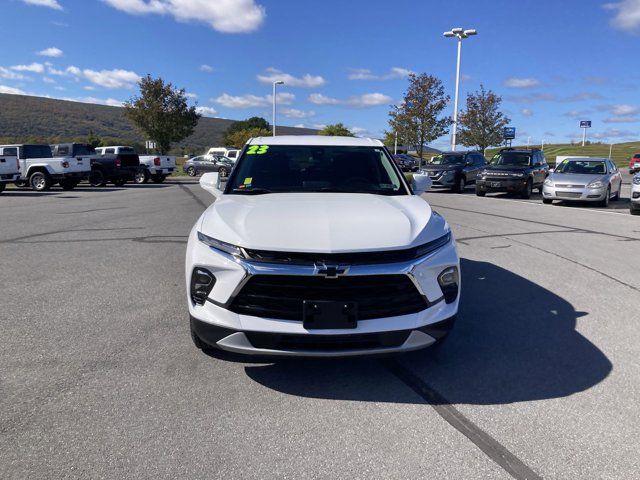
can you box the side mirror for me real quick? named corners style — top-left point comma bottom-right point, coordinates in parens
top-left (200, 172), bottom-right (223, 197)
top-left (412, 174), bottom-right (432, 195)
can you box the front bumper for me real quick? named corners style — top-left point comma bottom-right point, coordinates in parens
top-left (542, 185), bottom-right (606, 202)
top-left (631, 186), bottom-right (640, 204)
top-left (476, 177), bottom-right (528, 193)
top-left (186, 226), bottom-right (460, 357)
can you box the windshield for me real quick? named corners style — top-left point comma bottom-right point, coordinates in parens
top-left (429, 154), bottom-right (464, 165)
top-left (226, 145), bottom-right (406, 195)
top-left (555, 160), bottom-right (607, 175)
top-left (490, 152), bottom-right (531, 166)
top-left (119, 147), bottom-right (135, 154)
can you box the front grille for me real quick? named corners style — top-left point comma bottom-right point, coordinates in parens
top-left (555, 184), bottom-right (586, 189)
top-left (228, 274), bottom-right (429, 321)
top-left (556, 191), bottom-right (582, 198)
top-left (245, 330), bottom-right (411, 351)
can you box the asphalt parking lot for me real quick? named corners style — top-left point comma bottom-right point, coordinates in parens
top-left (1, 181), bottom-right (639, 479)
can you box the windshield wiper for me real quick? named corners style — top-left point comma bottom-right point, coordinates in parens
top-left (231, 188), bottom-right (273, 195)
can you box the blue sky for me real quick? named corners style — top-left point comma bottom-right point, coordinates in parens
top-left (1, 0), bottom-right (639, 149)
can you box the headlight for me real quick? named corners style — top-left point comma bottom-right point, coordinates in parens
top-left (511, 172), bottom-right (525, 178)
top-left (587, 180), bottom-right (605, 189)
top-left (544, 177), bottom-right (553, 186)
top-left (197, 231), bottom-right (244, 257)
top-left (633, 176), bottom-right (640, 185)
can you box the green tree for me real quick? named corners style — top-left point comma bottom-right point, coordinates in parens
top-left (457, 85), bottom-right (510, 153)
top-left (124, 75), bottom-right (200, 154)
top-left (389, 73), bottom-right (450, 159)
top-left (222, 117), bottom-right (270, 146)
top-left (319, 123), bottom-right (354, 136)
top-left (86, 129), bottom-right (102, 148)
top-left (226, 127), bottom-right (271, 148)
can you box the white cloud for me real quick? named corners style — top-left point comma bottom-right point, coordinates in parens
top-left (308, 93), bottom-right (341, 105)
top-left (309, 92), bottom-right (392, 108)
top-left (102, 0), bottom-right (266, 33)
top-left (213, 92), bottom-right (294, 108)
top-left (185, 92), bottom-right (198, 99)
top-left (610, 104), bottom-right (640, 115)
top-left (504, 77), bottom-right (542, 88)
top-left (22, 0), bottom-right (63, 10)
top-left (196, 106), bottom-right (218, 117)
top-left (347, 67), bottom-right (412, 81)
top-left (38, 47), bottom-right (63, 58)
top-left (593, 128), bottom-right (639, 139)
top-left (521, 108), bottom-right (533, 117)
top-left (603, 116), bottom-right (640, 123)
top-left (200, 64), bottom-right (214, 72)
top-left (280, 108), bottom-right (315, 119)
top-left (10, 63), bottom-right (45, 73)
top-left (84, 85), bottom-right (96, 91)
top-left (349, 126), bottom-right (369, 137)
top-left (0, 85), bottom-right (26, 95)
top-left (42, 77), bottom-right (56, 84)
top-left (0, 67), bottom-right (26, 80)
top-left (293, 123), bottom-right (306, 128)
top-left (63, 96), bottom-right (124, 107)
top-left (257, 68), bottom-right (326, 88)
top-left (605, 0), bottom-right (640, 33)
top-left (61, 66), bottom-right (140, 88)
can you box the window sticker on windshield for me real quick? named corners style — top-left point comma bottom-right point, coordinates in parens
top-left (246, 145), bottom-right (269, 155)
top-left (243, 177), bottom-right (253, 185)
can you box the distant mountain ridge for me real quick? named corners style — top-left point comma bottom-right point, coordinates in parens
top-left (0, 93), bottom-right (318, 154)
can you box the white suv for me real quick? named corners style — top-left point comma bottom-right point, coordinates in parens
top-left (186, 136), bottom-right (460, 357)
top-left (631, 173), bottom-right (640, 215)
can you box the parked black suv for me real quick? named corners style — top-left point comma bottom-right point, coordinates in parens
top-left (423, 151), bottom-right (486, 193)
top-left (475, 148), bottom-right (549, 199)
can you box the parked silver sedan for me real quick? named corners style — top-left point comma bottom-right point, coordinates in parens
top-left (542, 157), bottom-right (623, 207)
top-left (183, 155), bottom-right (234, 177)
top-left (631, 173), bottom-right (640, 215)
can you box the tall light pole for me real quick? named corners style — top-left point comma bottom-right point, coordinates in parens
top-left (443, 27), bottom-right (477, 151)
top-left (272, 80), bottom-right (284, 136)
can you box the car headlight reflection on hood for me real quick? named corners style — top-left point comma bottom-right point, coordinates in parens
top-left (198, 231), bottom-right (244, 257)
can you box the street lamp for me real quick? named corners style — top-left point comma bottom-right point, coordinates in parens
top-left (443, 27), bottom-right (477, 151)
top-left (272, 80), bottom-right (284, 136)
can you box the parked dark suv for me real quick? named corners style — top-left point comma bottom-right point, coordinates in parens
top-left (423, 151), bottom-right (486, 193)
top-left (475, 148), bottom-right (549, 199)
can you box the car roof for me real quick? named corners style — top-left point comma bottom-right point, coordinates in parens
top-left (247, 135), bottom-right (384, 147)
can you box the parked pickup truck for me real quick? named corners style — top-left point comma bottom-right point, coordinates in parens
top-left (92, 146), bottom-right (141, 187)
top-left (0, 150), bottom-right (21, 194)
top-left (135, 154), bottom-right (176, 184)
top-left (0, 144), bottom-right (91, 191)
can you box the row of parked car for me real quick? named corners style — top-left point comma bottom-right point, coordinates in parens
top-left (421, 147), bottom-right (640, 215)
top-left (0, 143), bottom-right (176, 192)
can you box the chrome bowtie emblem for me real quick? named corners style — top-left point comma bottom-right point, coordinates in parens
top-left (314, 262), bottom-right (350, 278)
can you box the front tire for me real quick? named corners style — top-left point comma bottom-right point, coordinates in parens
top-left (113, 179), bottom-right (127, 187)
top-left (0, 183), bottom-right (5, 194)
top-left (186, 166), bottom-right (197, 177)
top-left (454, 176), bottom-right (465, 193)
top-left (600, 187), bottom-right (610, 208)
top-left (134, 169), bottom-right (148, 184)
top-left (15, 180), bottom-right (28, 188)
top-left (475, 187), bottom-right (486, 197)
top-left (89, 169), bottom-right (107, 187)
top-left (217, 166), bottom-right (229, 178)
top-left (521, 179), bottom-right (533, 199)
top-left (631, 204), bottom-right (640, 215)
top-left (542, 198), bottom-right (553, 204)
top-left (151, 174), bottom-right (166, 184)
top-left (29, 171), bottom-right (52, 192)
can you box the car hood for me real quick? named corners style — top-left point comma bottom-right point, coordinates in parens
top-left (550, 173), bottom-right (606, 184)
top-left (199, 193), bottom-right (442, 252)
